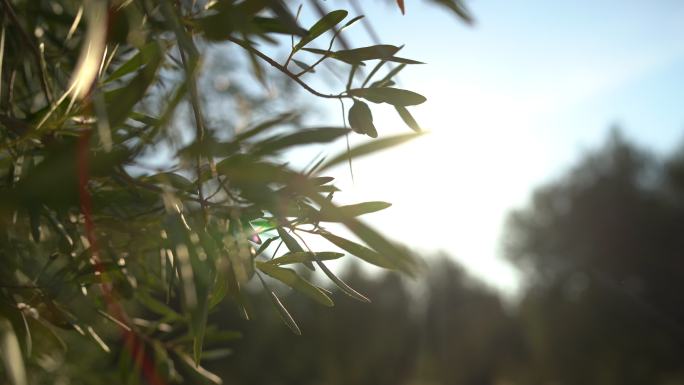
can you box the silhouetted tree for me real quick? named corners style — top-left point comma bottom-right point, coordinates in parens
top-left (506, 131), bottom-right (684, 385)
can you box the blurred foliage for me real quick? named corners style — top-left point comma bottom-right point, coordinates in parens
top-left (505, 131), bottom-right (684, 385)
top-left (0, 0), bottom-right (472, 383)
top-left (205, 258), bottom-right (517, 385)
top-left (190, 132), bottom-right (684, 385)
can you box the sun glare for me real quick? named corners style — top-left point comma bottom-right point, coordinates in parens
top-left (330, 87), bottom-right (550, 292)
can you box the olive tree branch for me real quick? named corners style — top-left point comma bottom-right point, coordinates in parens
top-left (227, 37), bottom-right (351, 100)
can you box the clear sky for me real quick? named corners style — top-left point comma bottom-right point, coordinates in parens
top-left (286, 0), bottom-right (684, 293)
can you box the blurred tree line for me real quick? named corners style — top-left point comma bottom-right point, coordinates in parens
top-left (204, 132), bottom-right (684, 385)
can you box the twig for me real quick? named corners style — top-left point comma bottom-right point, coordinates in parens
top-left (227, 37), bottom-right (351, 100)
top-left (176, 29), bottom-right (208, 226)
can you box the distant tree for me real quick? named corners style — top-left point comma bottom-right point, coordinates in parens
top-left (205, 257), bottom-right (520, 385)
top-left (210, 263), bottom-right (421, 385)
top-left (505, 132), bottom-right (684, 385)
top-left (0, 0), bottom-right (472, 384)
top-left (419, 257), bottom-right (522, 385)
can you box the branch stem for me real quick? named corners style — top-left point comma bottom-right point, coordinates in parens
top-left (228, 37), bottom-right (351, 100)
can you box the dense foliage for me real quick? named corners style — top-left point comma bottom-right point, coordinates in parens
top-left (0, 0), bottom-right (471, 384)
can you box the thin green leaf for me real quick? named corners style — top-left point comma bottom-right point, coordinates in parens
top-left (294, 10), bottom-right (348, 51)
top-left (276, 228), bottom-right (303, 252)
top-left (97, 310), bottom-right (131, 331)
top-left (319, 201), bottom-right (392, 221)
top-left (276, 227), bottom-right (314, 270)
top-left (170, 350), bottom-right (223, 384)
top-left (253, 127), bottom-right (349, 155)
top-left (269, 251), bottom-right (343, 265)
top-left (395, 105), bottom-right (421, 131)
top-left (0, 318), bottom-right (27, 385)
top-left (371, 64), bottom-right (406, 88)
top-left (315, 260), bottom-right (370, 303)
top-left (263, 0), bottom-right (305, 37)
top-left (341, 15), bottom-right (365, 29)
top-left (348, 87), bottom-right (426, 106)
top-left (137, 292), bottom-right (182, 321)
top-left (333, 45), bottom-right (400, 64)
top-left (257, 262), bottom-right (333, 307)
top-left (386, 56), bottom-right (425, 64)
top-left (306, 197), bottom-right (419, 276)
top-left (321, 232), bottom-right (398, 270)
top-left (430, 0), bottom-right (475, 24)
top-left (104, 42), bottom-right (163, 128)
top-left (208, 271), bottom-right (228, 309)
top-left (246, 48), bottom-right (267, 87)
top-left (292, 59), bottom-right (316, 73)
top-left (18, 314), bottom-right (31, 357)
top-left (258, 274), bottom-right (301, 335)
top-left (255, 236), bottom-right (279, 257)
top-left (302, 46), bottom-right (423, 65)
top-left (104, 42), bottom-right (161, 83)
top-left (253, 16), bottom-right (306, 35)
top-left (86, 325), bottom-right (110, 353)
top-left (233, 112), bottom-right (299, 143)
top-left (318, 132), bottom-right (424, 171)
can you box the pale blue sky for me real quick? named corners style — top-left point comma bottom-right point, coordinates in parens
top-left (284, 0), bottom-right (684, 293)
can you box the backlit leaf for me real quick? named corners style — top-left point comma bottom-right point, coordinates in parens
top-left (315, 260), bottom-right (370, 303)
top-left (348, 87), bottom-right (426, 106)
top-left (258, 274), bottom-right (302, 335)
top-left (276, 228), bottom-right (303, 252)
top-left (292, 59), bottom-right (316, 73)
top-left (171, 350), bottom-right (223, 384)
top-left (269, 251), bottom-right (344, 265)
top-left (104, 42), bottom-right (161, 83)
top-left (334, 45), bottom-right (401, 64)
top-left (319, 201), bottom-right (392, 221)
top-left (257, 262), bottom-right (333, 306)
top-left (294, 10), bottom-right (348, 51)
top-left (395, 105), bottom-right (422, 131)
top-left (0, 318), bottom-right (27, 385)
top-left (321, 232), bottom-right (399, 270)
top-left (253, 127), bottom-right (349, 155)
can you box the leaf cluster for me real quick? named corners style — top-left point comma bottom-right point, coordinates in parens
top-left (0, 0), bottom-right (476, 383)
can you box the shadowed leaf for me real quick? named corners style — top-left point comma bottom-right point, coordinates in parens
top-left (295, 10), bottom-right (348, 51)
top-left (321, 232), bottom-right (400, 270)
top-left (319, 132), bottom-right (424, 171)
top-left (395, 105), bottom-right (421, 131)
top-left (319, 201), bottom-right (392, 221)
top-left (349, 87), bottom-right (426, 106)
top-left (269, 251), bottom-right (344, 265)
top-left (315, 260), bottom-right (370, 303)
top-left (348, 100), bottom-right (377, 138)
